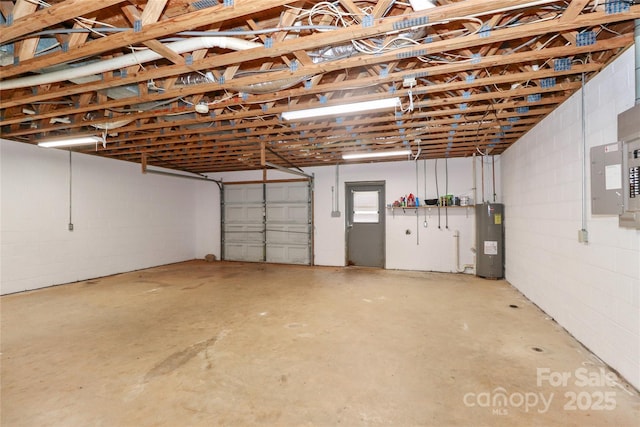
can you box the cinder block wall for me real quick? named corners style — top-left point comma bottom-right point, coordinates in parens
top-left (1, 141), bottom-right (199, 294)
top-left (502, 48), bottom-right (640, 390)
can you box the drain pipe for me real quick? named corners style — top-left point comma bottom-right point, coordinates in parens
top-left (453, 230), bottom-right (474, 273)
top-left (0, 37), bottom-right (262, 91)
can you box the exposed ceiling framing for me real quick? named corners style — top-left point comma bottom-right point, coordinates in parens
top-left (1, 0), bottom-right (638, 174)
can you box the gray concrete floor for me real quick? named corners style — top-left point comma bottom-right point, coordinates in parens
top-left (1, 260), bottom-right (639, 426)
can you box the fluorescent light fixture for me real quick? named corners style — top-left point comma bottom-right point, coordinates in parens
top-left (38, 136), bottom-right (102, 148)
top-left (282, 97), bottom-right (401, 121)
top-left (409, 0), bottom-right (436, 11)
top-left (342, 149), bottom-right (411, 160)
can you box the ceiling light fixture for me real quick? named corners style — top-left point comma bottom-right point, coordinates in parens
top-left (282, 97), bottom-right (401, 121)
top-left (409, 0), bottom-right (436, 11)
top-left (342, 149), bottom-right (412, 160)
top-left (38, 136), bottom-right (103, 148)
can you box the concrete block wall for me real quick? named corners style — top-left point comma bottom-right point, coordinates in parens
top-left (1, 140), bottom-right (199, 294)
top-left (210, 156), bottom-right (500, 272)
top-left (1, 140), bottom-right (499, 294)
top-left (502, 48), bottom-right (640, 390)
top-left (194, 179), bottom-right (222, 260)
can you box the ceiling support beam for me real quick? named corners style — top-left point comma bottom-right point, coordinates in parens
top-left (1, 5), bottom-right (635, 115)
top-left (1, 0), bottom-right (301, 79)
top-left (0, 0), bottom-right (126, 44)
top-left (560, 0), bottom-right (591, 22)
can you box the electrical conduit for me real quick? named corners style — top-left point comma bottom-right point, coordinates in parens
top-left (634, 19), bottom-right (640, 105)
top-left (0, 37), bottom-right (262, 91)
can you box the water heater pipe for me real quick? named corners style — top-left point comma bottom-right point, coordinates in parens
top-left (445, 157), bottom-right (449, 229)
top-left (0, 37), bottom-right (262, 91)
top-left (492, 155), bottom-right (496, 202)
top-left (481, 154), bottom-right (485, 203)
top-left (472, 152), bottom-right (477, 205)
top-left (453, 230), bottom-right (474, 273)
top-left (333, 164), bottom-right (340, 214)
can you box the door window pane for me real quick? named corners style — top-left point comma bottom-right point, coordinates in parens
top-left (353, 190), bottom-right (379, 223)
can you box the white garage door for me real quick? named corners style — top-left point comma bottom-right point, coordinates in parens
top-left (222, 183), bottom-right (265, 262)
top-left (222, 180), bottom-right (312, 265)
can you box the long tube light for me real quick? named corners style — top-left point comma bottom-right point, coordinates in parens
top-left (409, 0), bottom-right (436, 11)
top-left (282, 97), bottom-right (401, 121)
top-left (38, 136), bottom-right (102, 148)
top-left (342, 150), bottom-right (411, 160)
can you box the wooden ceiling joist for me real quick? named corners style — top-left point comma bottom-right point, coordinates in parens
top-left (0, 0), bottom-right (637, 171)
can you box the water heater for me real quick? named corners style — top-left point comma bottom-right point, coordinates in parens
top-left (476, 203), bottom-right (504, 279)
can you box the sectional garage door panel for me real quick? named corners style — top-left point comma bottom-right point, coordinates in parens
top-left (225, 205), bottom-right (264, 224)
top-left (224, 242), bottom-right (264, 262)
top-left (266, 184), bottom-right (308, 204)
top-left (266, 224), bottom-right (309, 245)
top-left (265, 182), bottom-right (311, 265)
top-left (225, 184), bottom-right (263, 204)
top-left (222, 181), bottom-right (312, 265)
top-left (223, 184), bottom-right (265, 263)
top-left (266, 205), bottom-right (309, 224)
top-left (266, 244), bottom-right (310, 264)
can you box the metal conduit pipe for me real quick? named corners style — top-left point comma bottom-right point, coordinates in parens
top-left (0, 37), bottom-right (262, 91)
top-left (634, 19), bottom-right (640, 105)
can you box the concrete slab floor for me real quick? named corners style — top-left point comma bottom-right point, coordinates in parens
top-left (1, 260), bottom-right (638, 427)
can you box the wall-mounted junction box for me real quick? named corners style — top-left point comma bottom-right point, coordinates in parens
top-left (591, 104), bottom-right (640, 229)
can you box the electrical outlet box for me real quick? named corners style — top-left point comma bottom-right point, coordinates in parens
top-left (68, 223), bottom-right (74, 231)
top-left (402, 77), bottom-right (416, 88)
top-left (331, 211), bottom-right (341, 218)
top-left (578, 229), bottom-right (588, 243)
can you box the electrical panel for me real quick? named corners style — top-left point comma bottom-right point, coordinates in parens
top-left (590, 104), bottom-right (640, 229)
top-left (618, 104), bottom-right (640, 229)
top-left (590, 142), bottom-right (624, 215)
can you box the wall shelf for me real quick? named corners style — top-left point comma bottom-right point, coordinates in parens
top-left (387, 205), bottom-right (474, 218)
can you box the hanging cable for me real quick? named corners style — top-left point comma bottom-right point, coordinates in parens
top-left (435, 158), bottom-right (441, 229)
top-left (445, 157), bottom-right (449, 230)
top-left (423, 159), bottom-right (428, 227)
top-left (68, 150), bottom-right (73, 231)
top-left (416, 159), bottom-right (420, 245)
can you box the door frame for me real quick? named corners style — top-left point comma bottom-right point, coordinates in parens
top-left (344, 181), bottom-right (386, 268)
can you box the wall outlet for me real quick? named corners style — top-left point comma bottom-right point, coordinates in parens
top-left (68, 223), bottom-right (74, 231)
top-left (331, 211), bottom-right (341, 218)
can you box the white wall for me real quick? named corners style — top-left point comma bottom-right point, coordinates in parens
top-left (0, 139), bottom-right (199, 294)
top-left (194, 179), bottom-right (221, 259)
top-left (502, 48), bottom-right (640, 390)
top-left (210, 155), bottom-right (501, 272)
top-left (0, 138), bottom-right (500, 295)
